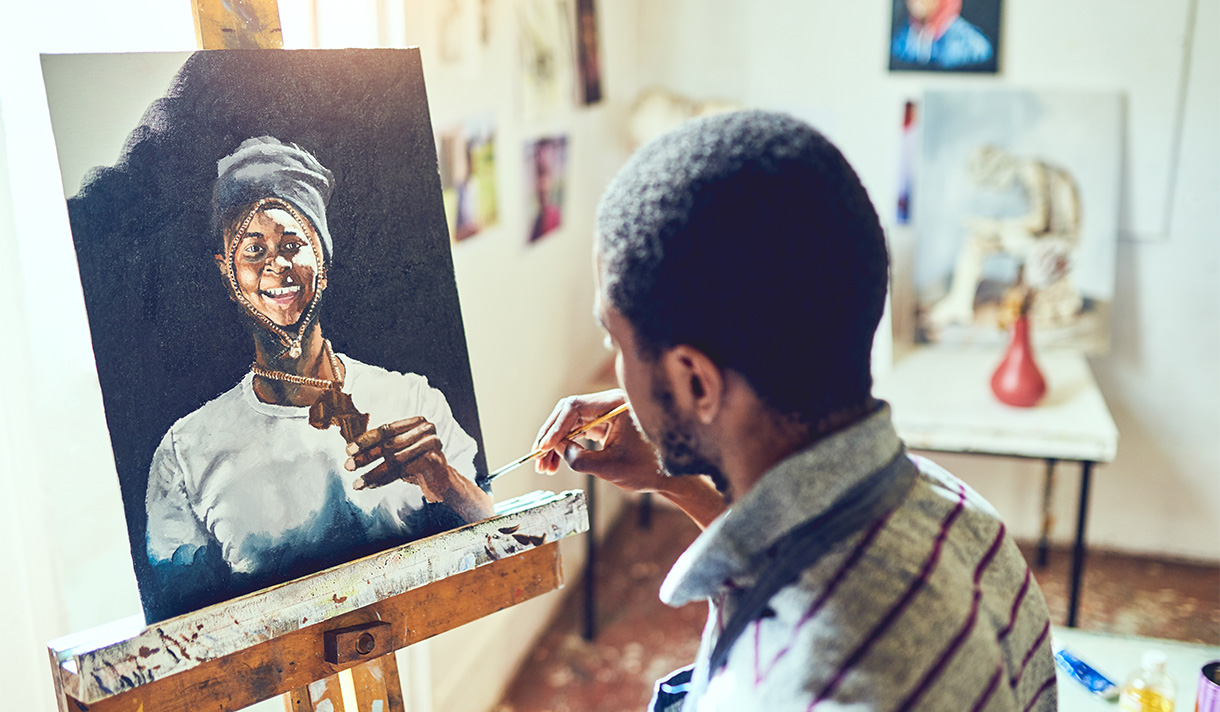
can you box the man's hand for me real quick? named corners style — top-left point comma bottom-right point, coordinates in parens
top-left (533, 390), bottom-right (667, 492)
top-left (533, 389), bottom-right (726, 528)
top-left (344, 417), bottom-right (494, 522)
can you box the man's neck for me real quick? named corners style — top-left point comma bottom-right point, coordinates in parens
top-left (720, 398), bottom-right (878, 503)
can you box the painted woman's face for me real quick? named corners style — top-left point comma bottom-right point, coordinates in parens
top-left (229, 207), bottom-right (321, 327)
top-left (906, 0), bottom-right (941, 21)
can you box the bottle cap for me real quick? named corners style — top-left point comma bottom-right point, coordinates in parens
top-left (1141, 650), bottom-right (1168, 672)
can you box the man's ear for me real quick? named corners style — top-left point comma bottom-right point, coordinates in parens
top-left (660, 345), bottom-right (723, 425)
top-left (213, 254), bottom-right (226, 276)
top-left (318, 269), bottom-right (328, 293)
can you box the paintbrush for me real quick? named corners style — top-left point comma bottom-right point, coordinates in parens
top-left (487, 403), bottom-right (631, 481)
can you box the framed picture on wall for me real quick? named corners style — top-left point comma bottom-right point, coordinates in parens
top-left (889, 0), bottom-right (1002, 74)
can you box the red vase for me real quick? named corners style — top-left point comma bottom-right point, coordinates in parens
top-left (990, 314), bottom-right (1047, 407)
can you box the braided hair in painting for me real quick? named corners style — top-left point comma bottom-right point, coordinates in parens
top-left (595, 110), bottom-right (890, 426)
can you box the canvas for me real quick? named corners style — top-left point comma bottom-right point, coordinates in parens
top-left (41, 49), bottom-right (494, 622)
top-left (914, 89), bottom-right (1121, 353)
top-left (889, 0), bottom-right (1002, 74)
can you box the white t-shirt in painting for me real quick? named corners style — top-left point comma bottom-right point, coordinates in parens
top-left (145, 353), bottom-right (478, 609)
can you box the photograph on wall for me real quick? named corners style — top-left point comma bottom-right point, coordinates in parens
top-left (889, 0), bottom-right (1002, 73)
top-left (914, 88), bottom-right (1121, 353)
top-left (517, 0), bottom-right (575, 121)
top-left (574, 0), bottom-right (603, 105)
top-left (438, 114), bottom-right (499, 242)
top-left (41, 49), bottom-right (494, 622)
top-left (524, 134), bottom-right (568, 243)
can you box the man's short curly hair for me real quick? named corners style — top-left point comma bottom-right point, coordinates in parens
top-left (596, 110), bottom-right (889, 425)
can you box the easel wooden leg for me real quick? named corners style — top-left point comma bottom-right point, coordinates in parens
top-left (285, 675), bottom-right (346, 712)
top-left (349, 654), bottom-right (405, 712)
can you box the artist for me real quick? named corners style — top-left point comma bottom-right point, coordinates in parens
top-left (145, 137), bottom-right (493, 614)
top-left (533, 112), bottom-right (1055, 710)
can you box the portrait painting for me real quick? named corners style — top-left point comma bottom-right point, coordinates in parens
top-left (914, 89), bottom-right (1121, 353)
top-left (438, 114), bottom-right (499, 243)
top-left (889, 0), bottom-right (1002, 74)
top-left (524, 135), bottom-right (568, 243)
top-left (41, 49), bottom-right (493, 622)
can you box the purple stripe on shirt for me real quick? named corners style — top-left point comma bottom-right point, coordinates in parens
top-left (809, 483), bottom-right (968, 706)
top-left (893, 524), bottom-right (1007, 711)
top-left (754, 510), bottom-right (897, 684)
top-left (997, 567), bottom-right (1031, 641)
top-left (1010, 620), bottom-right (1050, 689)
top-left (1021, 673), bottom-right (1056, 712)
top-left (970, 664), bottom-right (1004, 712)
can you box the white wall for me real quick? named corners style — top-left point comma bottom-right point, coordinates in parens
top-left (637, 0), bottom-right (1220, 563)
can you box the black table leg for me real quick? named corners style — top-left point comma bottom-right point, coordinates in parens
top-left (583, 473), bottom-right (597, 640)
top-left (1067, 461), bottom-right (1093, 628)
top-left (1036, 458), bottom-right (1057, 568)
top-left (638, 491), bottom-right (653, 529)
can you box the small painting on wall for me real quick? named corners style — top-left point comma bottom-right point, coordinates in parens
top-left (42, 49), bottom-right (495, 622)
top-left (575, 0), bottom-right (603, 105)
top-left (889, 0), bottom-right (1002, 74)
top-left (524, 134), bottom-right (568, 243)
top-left (914, 89), bottom-right (1121, 353)
top-left (438, 114), bottom-right (499, 242)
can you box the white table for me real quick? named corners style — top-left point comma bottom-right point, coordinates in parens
top-left (874, 347), bottom-right (1118, 627)
top-left (1052, 627), bottom-right (1220, 709)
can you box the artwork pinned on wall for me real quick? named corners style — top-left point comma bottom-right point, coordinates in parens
top-left (518, 0), bottom-right (575, 121)
top-left (525, 135), bottom-right (568, 243)
top-left (438, 114), bottom-right (499, 242)
top-left (575, 0), bottom-right (603, 105)
top-left (914, 89), bottom-right (1122, 353)
top-left (41, 49), bottom-right (495, 623)
top-left (439, 0), bottom-right (481, 68)
top-left (889, 0), bottom-right (1002, 74)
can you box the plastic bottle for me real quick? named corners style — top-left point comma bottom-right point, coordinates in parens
top-left (1118, 650), bottom-right (1176, 712)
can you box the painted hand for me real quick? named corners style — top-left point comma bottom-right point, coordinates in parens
top-left (345, 417), bottom-right (455, 502)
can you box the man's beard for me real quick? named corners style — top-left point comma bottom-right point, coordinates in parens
top-left (650, 376), bottom-right (731, 502)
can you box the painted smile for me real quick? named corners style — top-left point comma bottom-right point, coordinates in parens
top-left (260, 284), bottom-right (302, 305)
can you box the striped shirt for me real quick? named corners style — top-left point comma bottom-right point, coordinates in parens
top-left (659, 404), bottom-right (1056, 711)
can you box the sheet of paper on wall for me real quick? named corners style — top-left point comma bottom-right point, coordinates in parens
top-left (517, 0), bottom-right (575, 122)
top-left (913, 89), bottom-right (1121, 354)
top-left (40, 49), bottom-right (493, 623)
top-left (438, 113), bottom-right (499, 243)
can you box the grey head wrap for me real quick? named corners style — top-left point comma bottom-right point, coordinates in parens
top-left (213, 137), bottom-right (335, 359)
top-left (213, 136), bottom-right (335, 263)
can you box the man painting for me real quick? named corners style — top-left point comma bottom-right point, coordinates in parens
top-left (533, 111), bottom-right (1055, 710)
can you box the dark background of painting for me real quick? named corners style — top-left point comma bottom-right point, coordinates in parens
top-left (63, 49), bottom-right (488, 620)
top-left (888, 0), bottom-right (1003, 73)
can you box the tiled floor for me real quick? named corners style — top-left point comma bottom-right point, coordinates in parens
top-left (496, 499), bottom-right (1219, 712)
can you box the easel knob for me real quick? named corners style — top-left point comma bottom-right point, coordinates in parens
top-left (323, 621), bottom-right (395, 665)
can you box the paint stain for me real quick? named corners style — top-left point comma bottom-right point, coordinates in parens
top-left (512, 533), bottom-right (546, 546)
top-left (332, 593), bottom-right (348, 604)
top-left (136, 646), bottom-right (160, 658)
top-left (498, 525), bottom-right (520, 534)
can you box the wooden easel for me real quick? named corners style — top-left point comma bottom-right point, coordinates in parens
top-left (48, 490), bottom-right (588, 711)
top-left (46, 6), bottom-right (588, 711)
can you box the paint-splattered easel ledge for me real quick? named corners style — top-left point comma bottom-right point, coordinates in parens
top-left (47, 490), bottom-right (588, 712)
